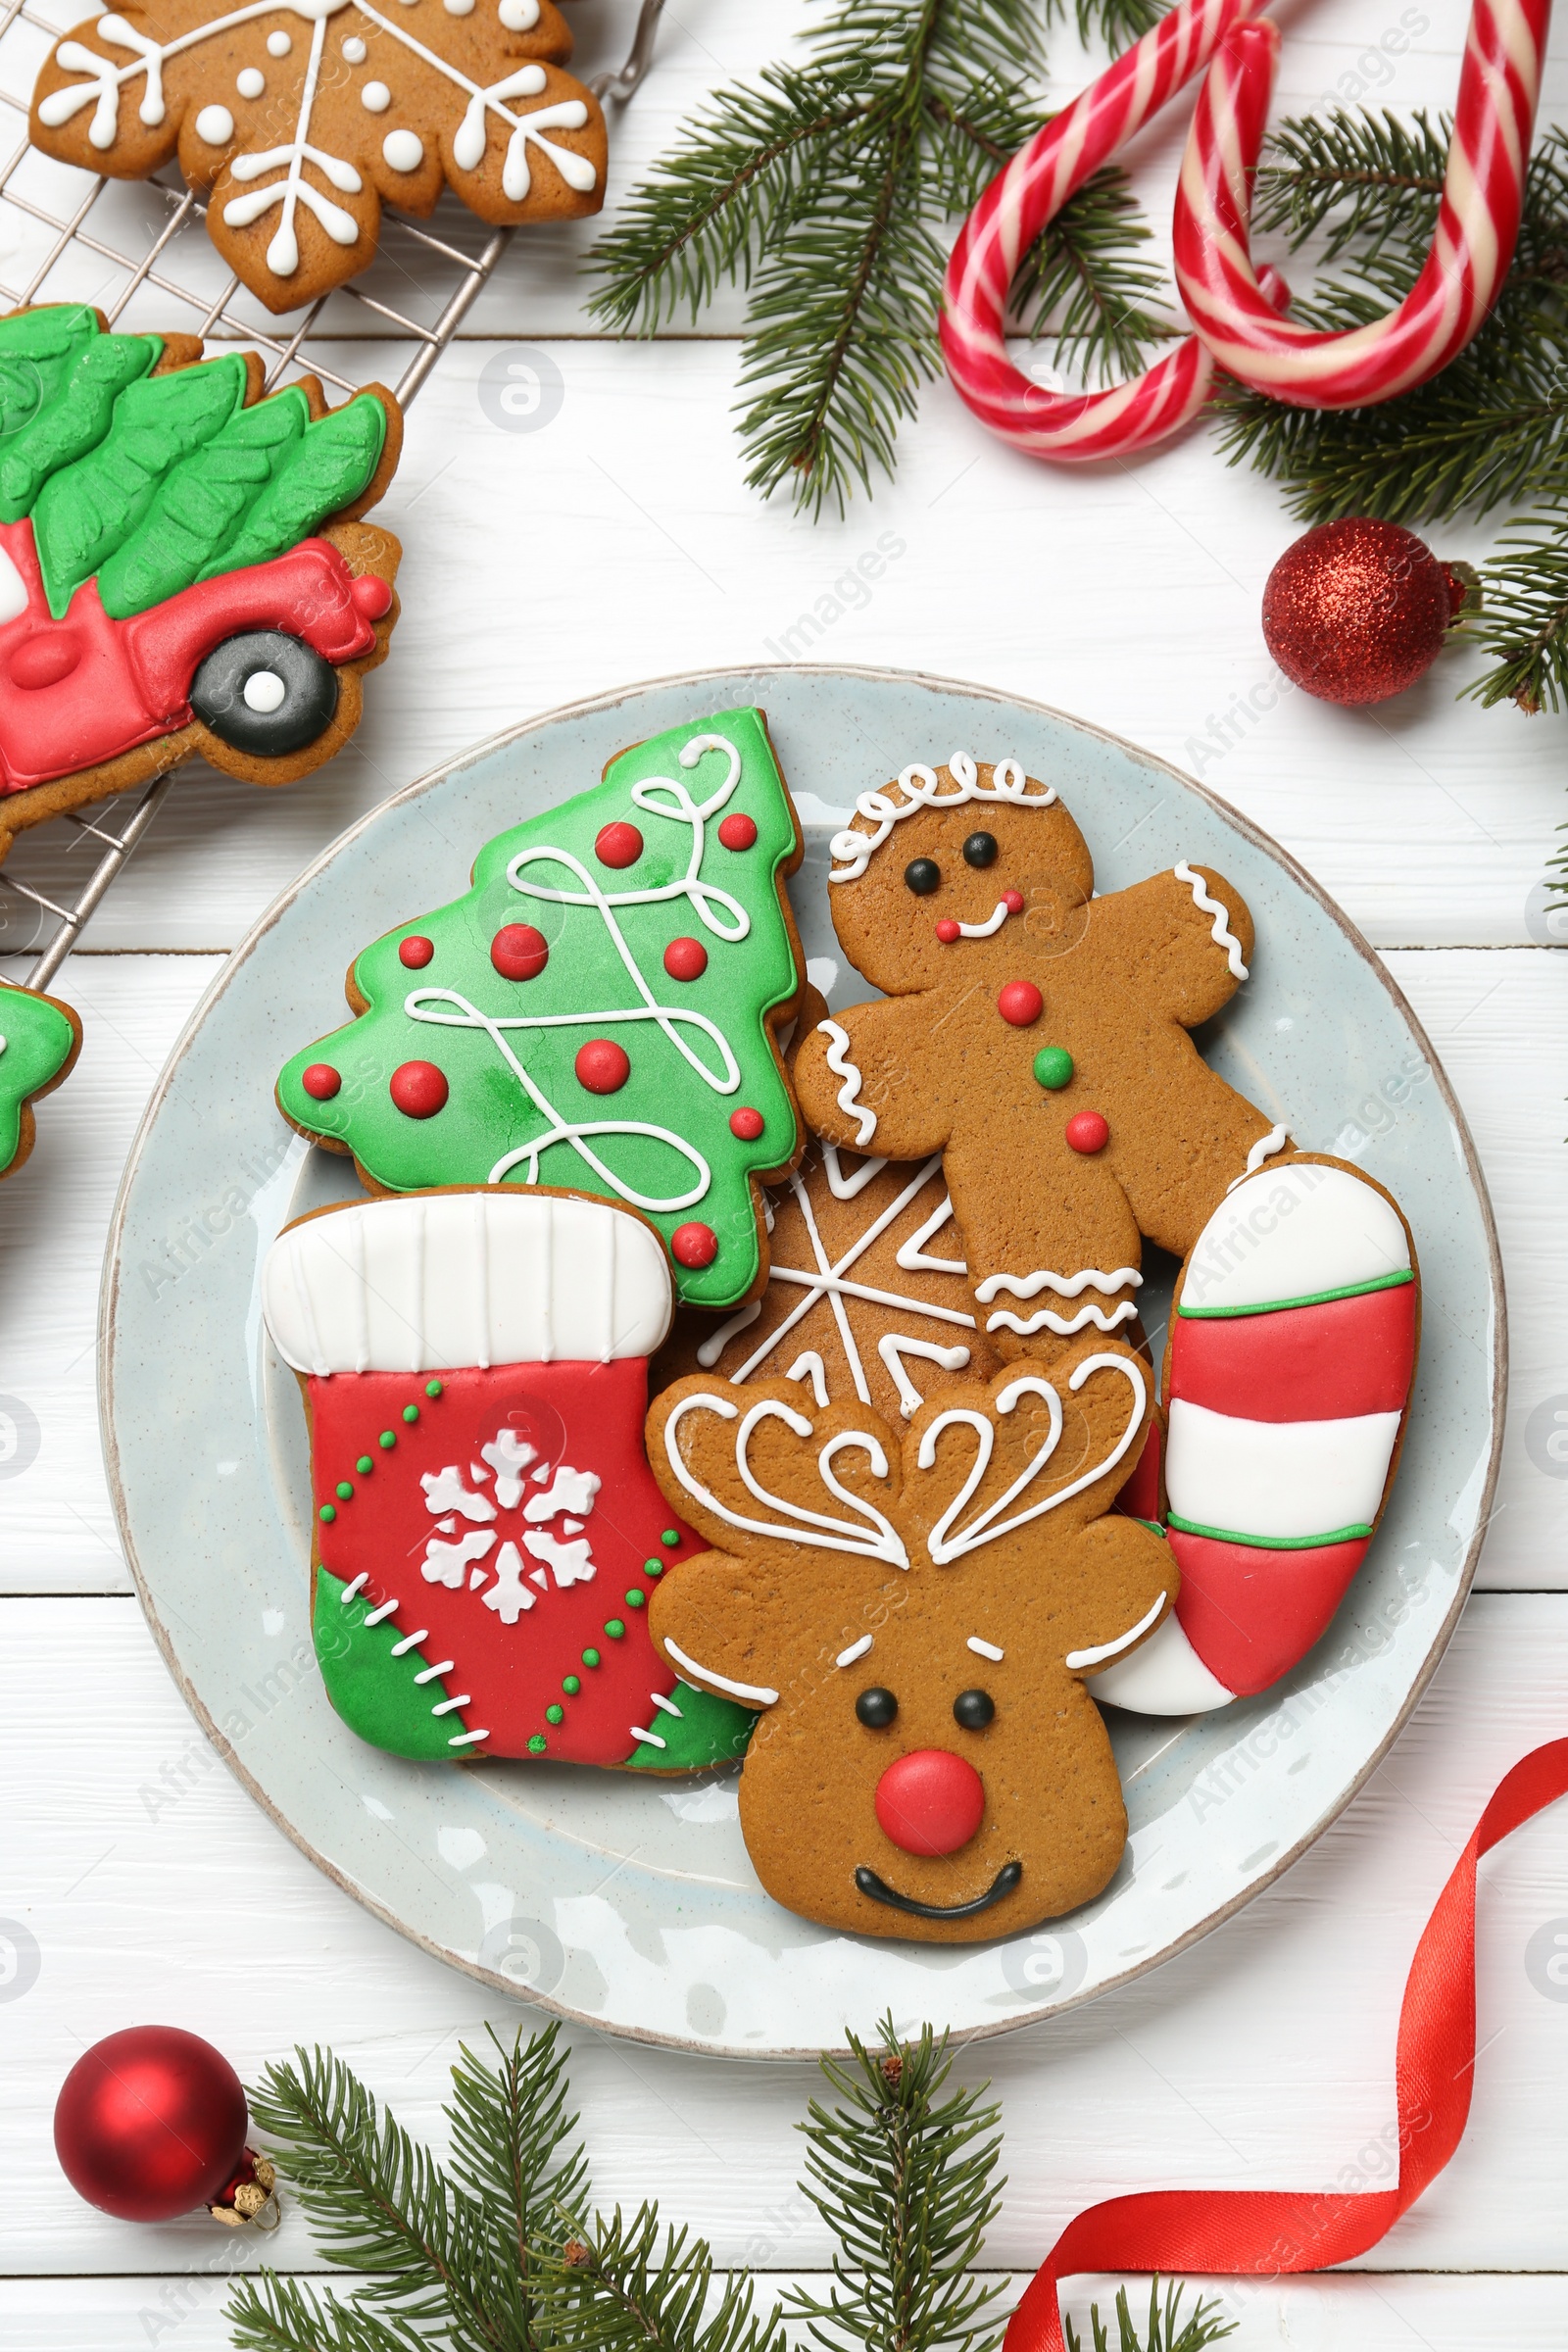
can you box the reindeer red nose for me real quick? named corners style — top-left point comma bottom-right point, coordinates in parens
top-left (874, 1749), bottom-right (985, 1856)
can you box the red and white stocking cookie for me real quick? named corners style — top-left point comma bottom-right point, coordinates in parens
top-left (261, 1185), bottom-right (755, 1769)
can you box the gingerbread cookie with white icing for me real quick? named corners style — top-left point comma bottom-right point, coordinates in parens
top-left (646, 1348), bottom-right (1173, 1940)
top-left (792, 752), bottom-right (1282, 1363)
top-left (30, 0), bottom-right (606, 314)
top-left (0, 304), bottom-right (400, 863)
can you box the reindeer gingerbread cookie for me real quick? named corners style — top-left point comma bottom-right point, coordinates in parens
top-left (645, 1346), bottom-right (1174, 1941)
top-left (792, 753), bottom-right (1421, 1720)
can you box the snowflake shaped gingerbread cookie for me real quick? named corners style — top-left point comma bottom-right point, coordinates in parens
top-left (30, 0), bottom-right (607, 312)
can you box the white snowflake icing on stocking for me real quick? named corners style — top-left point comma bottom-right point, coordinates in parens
top-left (481, 1539), bottom-right (537, 1624)
top-left (421, 1463), bottom-right (496, 1522)
top-left (421, 1527), bottom-right (496, 1588)
top-left (521, 1527), bottom-right (595, 1587)
top-left (480, 1427), bottom-right (538, 1509)
top-left (522, 1463), bottom-right (600, 1521)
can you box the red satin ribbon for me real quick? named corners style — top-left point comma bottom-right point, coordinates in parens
top-left (1007, 1739), bottom-right (1568, 2352)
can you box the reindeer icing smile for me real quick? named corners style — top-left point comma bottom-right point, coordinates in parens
top-left (646, 1344), bottom-right (1175, 1941)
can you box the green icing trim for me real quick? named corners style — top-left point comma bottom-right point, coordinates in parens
top-left (314, 1567), bottom-right (466, 1761)
top-left (1177, 1268), bottom-right (1415, 1319)
top-left (623, 1680), bottom-right (756, 1772)
top-left (0, 983), bottom-right (76, 1175)
top-left (34, 351), bottom-right (248, 616)
top-left (204, 390), bottom-right (385, 582)
top-left (275, 708), bottom-right (805, 1309)
top-left (1166, 1513), bottom-right (1373, 1549)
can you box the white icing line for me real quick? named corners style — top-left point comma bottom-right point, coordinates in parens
top-left (1174, 860), bottom-right (1249, 980)
top-left (448, 1728), bottom-right (489, 1746)
top-left (974, 1265), bottom-right (1142, 1303)
top-left (895, 1192), bottom-right (966, 1275)
top-left (967, 1636), bottom-right (1004, 1661)
top-left (818, 1019), bottom-right (877, 1147)
top-left (390, 1628), bottom-right (428, 1655)
top-left (829, 752), bottom-right (1056, 881)
top-left (836, 1635), bottom-right (873, 1667)
top-left (663, 1635), bottom-right (777, 1707)
top-left (919, 1354), bottom-right (1147, 1564)
top-left (822, 1144), bottom-right (888, 1200)
top-left (785, 1351), bottom-right (830, 1407)
top-left (985, 1299), bottom-right (1139, 1337)
top-left (649, 1690), bottom-right (682, 1717)
top-left (630, 1724), bottom-right (667, 1748)
top-left (414, 1659), bottom-right (457, 1683)
top-left (955, 899), bottom-right (1012, 939)
top-left (1228, 1123), bottom-right (1290, 1190)
top-left (362, 1597), bottom-right (399, 1626)
top-left (1066, 1591), bottom-right (1168, 1671)
top-left (430, 1693), bottom-right (470, 1715)
top-left (878, 1332), bottom-right (970, 1417)
top-left (340, 1571), bottom-right (368, 1601)
top-left (662, 1391), bottom-right (908, 1565)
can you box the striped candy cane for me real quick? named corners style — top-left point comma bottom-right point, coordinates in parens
top-left (940, 0), bottom-right (1280, 461)
top-left (1173, 0), bottom-right (1553, 405)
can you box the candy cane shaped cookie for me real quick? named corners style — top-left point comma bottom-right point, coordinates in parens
top-left (940, 0), bottom-right (1283, 462)
top-left (1173, 0), bottom-right (1552, 406)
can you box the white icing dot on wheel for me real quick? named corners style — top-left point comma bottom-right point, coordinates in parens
top-left (498, 0), bottom-right (539, 24)
top-left (382, 127), bottom-right (424, 171)
top-left (266, 28), bottom-right (291, 54)
top-left (361, 79), bottom-right (391, 111)
top-left (194, 103), bottom-right (233, 144)
top-left (243, 669), bottom-right (287, 714)
top-left (236, 67), bottom-right (265, 97)
top-left (342, 34), bottom-right (367, 59)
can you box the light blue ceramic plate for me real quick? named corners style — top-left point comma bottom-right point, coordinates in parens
top-left (101, 665), bottom-right (1504, 2057)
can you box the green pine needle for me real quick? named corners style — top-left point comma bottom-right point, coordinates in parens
top-left (784, 2016), bottom-right (1007, 2352)
top-left (540, 2205), bottom-right (788, 2352)
top-left (585, 0), bottom-right (1167, 512)
top-left (1063, 2278), bottom-right (1237, 2352)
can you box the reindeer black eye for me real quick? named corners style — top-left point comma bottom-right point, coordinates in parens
top-left (962, 832), bottom-right (999, 869)
top-left (953, 1689), bottom-right (995, 1730)
top-left (904, 858), bottom-right (941, 896)
top-left (856, 1687), bottom-right (898, 1729)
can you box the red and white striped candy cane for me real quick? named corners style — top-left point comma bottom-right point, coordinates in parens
top-left (1173, 0), bottom-right (1552, 406)
top-left (940, 0), bottom-right (1280, 462)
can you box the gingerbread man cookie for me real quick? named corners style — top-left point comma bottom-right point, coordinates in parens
top-left (31, 0), bottom-right (605, 313)
top-left (646, 1348), bottom-right (1174, 1941)
top-left (793, 753), bottom-right (1281, 1361)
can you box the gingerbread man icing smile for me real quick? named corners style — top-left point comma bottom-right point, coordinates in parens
top-left (792, 753), bottom-right (1285, 1360)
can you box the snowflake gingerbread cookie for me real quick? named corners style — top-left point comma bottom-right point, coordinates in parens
top-left (0, 304), bottom-right (400, 860)
top-left (275, 709), bottom-right (807, 1312)
top-left (0, 980), bottom-right (80, 1179)
top-left (792, 752), bottom-right (1421, 1719)
top-left (646, 1349), bottom-right (1174, 1940)
top-left (30, 0), bottom-right (606, 312)
top-left (261, 1185), bottom-right (756, 1768)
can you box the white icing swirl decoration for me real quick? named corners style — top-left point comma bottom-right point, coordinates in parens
top-left (817, 1018), bottom-right (876, 1147)
top-left (1174, 859), bottom-right (1250, 980)
top-left (828, 751), bottom-right (1056, 882)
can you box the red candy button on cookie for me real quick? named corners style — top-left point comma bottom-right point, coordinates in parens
top-left (398, 936), bottom-right (434, 969)
top-left (729, 1107), bottom-right (764, 1141)
top-left (935, 918), bottom-right (961, 944)
top-left (301, 1062), bottom-right (341, 1101)
top-left (575, 1040), bottom-right (631, 1095)
top-left (663, 938), bottom-right (709, 982)
top-left (998, 980), bottom-right (1043, 1027)
top-left (874, 1748), bottom-right (985, 1856)
top-left (389, 1061), bottom-right (448, 1118)
top-left (671, 1222), bottom-right (719, 1268)
top-left (1002, 889), bottom-right (1026, 914)
top-left (491, 923), bottom-right (549, 981)
top-left (717, 812), bottom-right (758, 850)
top-left (1065, 1110), bottom-right (1110, 1154)
top-left (595, 821), bottom-right (643, 868)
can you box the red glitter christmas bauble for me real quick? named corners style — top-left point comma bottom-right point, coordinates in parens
top-left (1261, 518), bottom-right (1465, 707)
top-left (54, 2028), bottom-right (249, 2222)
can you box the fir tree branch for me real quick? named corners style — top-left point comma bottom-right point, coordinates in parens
top-left (540, 2203), bottom-right (789, 2352)
top-left (1012, 163), bottom-right (1179, 383)
top-left (1464, 508), bottom-right (1568, 712)
top-left (227, 2274), bottom-right (430, 2352)
top-left (784, 2017), bottom-right (1006, 2352)
top-left (1062, 2278), bottom-right (1236, 2352)
top-left (447, 2024), bottom-right (590, 2348)
top-left (1046, 0), bottom-right (1169, 58)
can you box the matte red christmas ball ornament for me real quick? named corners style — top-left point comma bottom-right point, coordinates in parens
top-left (54, 2027), bottom-right (274, 2226)
top-left (1261, 518), bottom-right (1469, 707)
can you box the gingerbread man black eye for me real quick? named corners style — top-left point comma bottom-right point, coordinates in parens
top-left (962, 832), bottom-right (999, 869)
top-left (904, 858), bottom-right (941, 896)
top-left (856, 1687), bottom-right (899, 1728)
top-left (953, 1689), bottom-right (995, 1729)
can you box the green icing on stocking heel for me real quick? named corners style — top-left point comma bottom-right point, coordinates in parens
top-left (623, 1680), bottom-right (755, 1772)
top-left (314, 1569), bottom-right (471, 1762)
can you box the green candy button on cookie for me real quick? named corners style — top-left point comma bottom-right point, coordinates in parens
top-left (1032, 1046), bottom-right (1074, 1091)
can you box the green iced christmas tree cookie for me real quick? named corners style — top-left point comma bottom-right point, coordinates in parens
top-left (276, 709), bottom-right (807, 1309)
top-left (0, 980), bottom-right (79, 1178)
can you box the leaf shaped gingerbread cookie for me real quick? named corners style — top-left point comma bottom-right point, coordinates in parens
top-left (30, 0), bottom-right (606, 313)
top-left (646, 1346), bottom-right (1174, 1940)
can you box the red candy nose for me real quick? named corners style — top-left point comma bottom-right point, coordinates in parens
top-left (351, 572), bottom-right (394, 620)
top-left (874, 1748), bottom-right (985, 1856)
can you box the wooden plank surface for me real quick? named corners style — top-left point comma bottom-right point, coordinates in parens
top-left (4, 0), bottom-right (1568, 2333)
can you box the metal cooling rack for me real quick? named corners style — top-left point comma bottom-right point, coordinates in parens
top-left (0, 0), bottom-right (664, 986)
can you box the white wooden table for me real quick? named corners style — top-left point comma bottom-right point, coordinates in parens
top-left (4, 0), bottom-right (1568, 2340)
